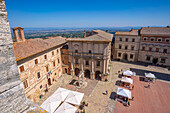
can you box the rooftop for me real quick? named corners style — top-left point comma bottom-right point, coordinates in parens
top-left (140, 27), bottom-right (170, 36)
top-left (115, 29), bottom-right (139, 36)
top-left (67, 30), bottom-right (113, 42)
top-left (13, 36), bottom-right (66, 61)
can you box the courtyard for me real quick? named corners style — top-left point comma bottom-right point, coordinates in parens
top-left (35, 61), bottom-right (170, 113)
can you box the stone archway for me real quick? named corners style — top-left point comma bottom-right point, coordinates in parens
top-left (152, 58), bottom-right (158, 64)
top-left (84, 69), bottom-right (90, 79)
top-left (75, 68), bottom-right (80, 76)
top-left (95, 71), bottom-right (101, 80)
top-left (123, 53), bottom-right (128, 60)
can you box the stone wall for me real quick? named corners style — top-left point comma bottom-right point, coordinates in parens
top-left (0, 0), bottom-right (43, 112)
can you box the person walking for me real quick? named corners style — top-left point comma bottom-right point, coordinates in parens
top-left (106, 90), bottom-right (108, 95)
top-left (148, 82), bottom-right (150, 88)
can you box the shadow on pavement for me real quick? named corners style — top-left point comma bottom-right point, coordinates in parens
top-left (110, 92), bottom-right (117, 100)
top-left (130, 68), bottom-right (170, 81)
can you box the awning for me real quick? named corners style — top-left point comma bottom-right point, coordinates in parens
top-left (54, 102), bottom-right (77, 113)
top-left (121, 77), bottom-right (133, 84)
top-left (117, 87), bottom-right (131, 99)
top-left (123, 70), bottom-right (133, 76)
top-left (51, 87), bottom-right (70, 101)
top-left (145, 73), bottom-right (155, 79)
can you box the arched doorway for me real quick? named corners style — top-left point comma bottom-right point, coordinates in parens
top-left (152, 58), bottom-right (158, 64)
top-left (84, 69), bottom-right (90, 79)
top-left (65, 68), bottom-right (67, 74)
top-left (48, 78), bottom-right (51, 86)
top-left (75, 68), bottom-right (80, 76)
top-left (123, 53), bottom-right (128, 60)
top-left (95, 71), bottom-right (101, 80)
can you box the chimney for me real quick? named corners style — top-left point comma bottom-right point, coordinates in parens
top-left (106, 30), bottom-right (108, 32)
top-left (12, 27), bottom-right (25, 42)
top-left (83, 30), bottom-right (86, 38)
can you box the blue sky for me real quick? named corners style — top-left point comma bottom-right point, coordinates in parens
top-left (6, 0), bottom-right (170, 28)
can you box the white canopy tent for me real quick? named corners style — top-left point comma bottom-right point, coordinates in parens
top-left (117, 87), bottom-right (131, 99)
top-left (40, 97), bottom-right (61, 113)
top-left (121, 77), bottom-right (133, 84)
top-left (145, 73), bottom-right (155, 79)
top-left (51, 87), bottom-right (70, 101)
top-left (65, 91), bottom-right (84, 106)
top-left (54, 102), bottom-right (77, 113)
top-left (123, 70), bottom-right (133, 76)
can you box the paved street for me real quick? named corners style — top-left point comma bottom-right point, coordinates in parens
top-left (35, 60), bottom-right (170, 113)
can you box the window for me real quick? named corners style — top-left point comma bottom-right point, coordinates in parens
top-left (119, 37), bottom-right (122, 41)
top-left (37, 72), bottom-right (40, 79)
top-left (146, 56), bottom-right (150, 61)
top-left (125, 45), bottom-right (128, 50)
top-left (143, 37), bottom-right (147, 41)
top-left (52, 51), bottom-right (54, 56)
top-left (75, 59), bottom-right (78, 64)
top-left (131, 46), bottom-right (134, 50)
top-left (75, 50), bottom-right (78, 53)
top-left (160, 58), bottom-right (166, 63)
top-left (58, 59), bottom-right (60, 64)
top-left (35, 59), bottom-right (38, 64)
top-left (86, 60), bottom-right (89, 65)
top-left (156, 48), bottom-right (159, 52)
top-left (150, 38), bottom-right (154, 41)
top-left (19, 65), bottom-right (25, 72)
top-left (165, 39), bottom-right (169, 42)
top-left (96, 61), bottom-right (100, 66)
top-left (89, 50), bottom-right (92, 54)
top-left (132, 38), bottom-right (135, 42)
top-left (149, 47), bottom-right (152, 51)
top-left (125, 38), bottom-right (128, 42)
top-left (23, 80), bottom-right (28, 89)
top-left (40, 85), bottom-right (42, 89)
top-left (53, 61), bottom-right (55, 67)
top-left (142, 46), bottom-right (145, 51)
top-left (163, 49), bottom-right (167, 53)
top-left (130, 54), bottom-right (133, 59)
top-left (46, 66), bottom-right (49, 72)
top-left (118, 53), bottom-right (121, 57)
top-left (157, 38), bottom-right (162, 42)
top-left (119, 45), bottom-right (122, 49)
top-left (57, 49), bottom-right (59, 53)
top-left (44, 55), bottom-right (47, 59)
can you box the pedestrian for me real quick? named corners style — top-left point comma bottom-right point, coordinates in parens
top-left (106, 90), bottom-right (108, 95)
top-left (148, 82), bottom-right (150, 88)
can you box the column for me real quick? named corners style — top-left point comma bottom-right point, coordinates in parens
top-left (91, 59), bottom-right (95, 79)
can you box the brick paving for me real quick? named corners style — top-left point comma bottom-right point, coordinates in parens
top-left (114, 76), bottom-right (170, 113)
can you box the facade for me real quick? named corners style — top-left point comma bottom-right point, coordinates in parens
top-left (13, 28), bottom-right (66, 102)
top-left (114, 29), bottom-right (140, 61)
top-left (113, 27), bottom-right (170, 67)
top-left (138, 27), bottom-right (170, 66)
top-left (67, 30), bottom-right (113, 81)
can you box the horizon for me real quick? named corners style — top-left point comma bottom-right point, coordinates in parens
top-left (6, 0), bottom-right (170, 28)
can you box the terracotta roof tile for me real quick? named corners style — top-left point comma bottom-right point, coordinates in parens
top-left (140, 27), bottom-right (170, 35)
top-left (115, 29), bottom-right (139, 36)
top-left (13, 36), bottom-right (66, 61)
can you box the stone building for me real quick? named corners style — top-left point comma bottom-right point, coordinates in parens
top-left (13, 28), bottom-right (67, 102)
top-left (0, 0), bottom-right (43, 112)
top-left (138, 27), bottom-right (170, 66)
top-left (113, 27), bottom-right (170, 67)
top-left (67, 30), bottom-right (113, 80)
top-left (114, 29), bottom-right (140, 61)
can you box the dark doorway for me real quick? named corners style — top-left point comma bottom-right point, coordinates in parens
top-left (123, 53), bottom-right (128, 60)
top-left (48, 78), bottom-right (51, 86)
top-left (65, 68), bottom-right (67, 74)
top-left (95, 71), bottom-right (101, 80)
top-left (75, 68), bottom-right (80, 76)
top-left (152, 58), bottom-right (158, 64)
top-left (85, 69), bottom-right (90, 79)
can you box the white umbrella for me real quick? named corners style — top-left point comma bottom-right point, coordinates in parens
top-left (51, 87), bottom-right (70, 101)
top-left (123, 70), bottom-right (133, 76)
top-left (54, 102), bottom-right (77, 113)
top-left (65, 91), bottom-right (84, 106)
top-left (121, 77), bottom-right (133, 84)
top-left (40, 97), bottom-right (61, 113)
top-left (117, 87), bottom-right (131, 99)
top-left (145, 73), bottom-right (155, 79)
